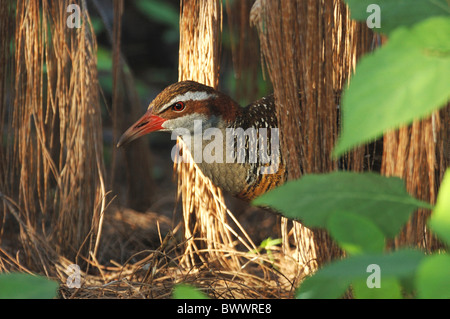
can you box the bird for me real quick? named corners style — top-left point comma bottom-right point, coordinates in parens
top-left (117, 80), bottom-right (287, 201)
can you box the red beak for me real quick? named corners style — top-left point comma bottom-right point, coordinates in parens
top-left (117, 110), bottom-right (165, 147)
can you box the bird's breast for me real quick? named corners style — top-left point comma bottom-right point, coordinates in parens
top-left (181, 125), bottom-right (286, 201)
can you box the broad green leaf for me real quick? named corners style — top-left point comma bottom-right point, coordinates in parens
top-left (253, 172), bottom-right (431, 238)
top-left (333, 17), bottom-right (450, 157)
top-left (352, 277), bottom-right (402, 299)
top-left (428, 169), bottom-right (450, 245)
top-left (328, 211), bottom-right (385, 255)
top-left (344, 0), bottom-right (450, 35)
top-left (0, 273), bottom-right (58, 299)
top-left (173, 284), bottom-right (209, 299)
top-left (415, 254), bottom-right (450, 299)
top-left (296, 250), bottom-right (424, 299)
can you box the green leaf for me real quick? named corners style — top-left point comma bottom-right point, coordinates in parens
top-left (173, 284), bottom-right (209, 299)
top-left (136, 0), bottom-right (179, 29)
top-left (333, 17), bottom-right (450, 157)
top-left (415, 254), bottom-right (450, 299)
top-left (0, 273), bottom-right (58, 299)
top-left (259, 237), bottom-right (282, 250)
top-left (344, 0), bottom-right (450, 35)
top-left (352, 277), bottom-right (402, 299)
top-left (296, 250), bottom-right (424, 299)
top-left (328, 211), bottom-right (385, 255)
top-left (253, 172), bottom-right (430, 238)
top-left (97, 46), bottom-right (113, 71)
top-left (428, 169), bottom-right (450, 245)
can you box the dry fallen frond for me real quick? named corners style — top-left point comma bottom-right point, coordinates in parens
top-left (177, 0), bottom-right (235, 270)
top-left (1, 0), bottom-right (105, 273)
top-left (175, 0), bottom-right (303, 287)
top-left (252, 0), bottom-right (375, 271)
top-left (1, 0), bottom-right (305, 299)
top-left (382, 106), bottom-right (449, 251)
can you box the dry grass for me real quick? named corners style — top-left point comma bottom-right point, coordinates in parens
top-left (0, 0), bottom-right (304, 299)
top-left (1, 0), bottom-right (105, 270)
top-left (379, 27), bottom-right (449, 251)
top-left (382, 107), bottom-right (449, 251)
top-left (176, 0), bottom-right (232, 271)
top-left (57, 207), bottom-right (300, 299)
top-left (178, 0), bottom-right (222, 89)
top-left (1, 191), bottom-right (302, 299)
top-left (251, 0), bottom-right (376, 269)
top-left (174, 0), bottom-right (305, 288)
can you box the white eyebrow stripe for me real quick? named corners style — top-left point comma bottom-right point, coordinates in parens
top-left (159, 91), bottom-right (217, 112)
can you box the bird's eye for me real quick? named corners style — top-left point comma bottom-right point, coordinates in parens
top-left (172, 102), bottom-right (185, 112)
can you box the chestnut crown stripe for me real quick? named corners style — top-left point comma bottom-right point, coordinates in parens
top-left (154, 91), bottom-right (218, 113)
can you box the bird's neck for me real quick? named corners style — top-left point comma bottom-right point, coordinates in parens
top-left (210, 92), bottom-right (243, 126)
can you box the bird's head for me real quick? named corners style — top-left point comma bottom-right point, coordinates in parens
top-left (117, 81), bottom-right (241, 147)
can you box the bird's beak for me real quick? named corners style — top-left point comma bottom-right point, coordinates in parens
top-left (117, 110), bottom-right (165, 147)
